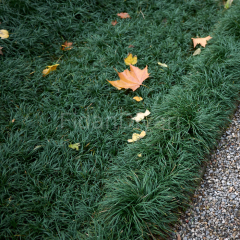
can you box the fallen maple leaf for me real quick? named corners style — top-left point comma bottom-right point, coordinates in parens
top-left (42, 64), bottom-right (59, 77)
top-left (0, 29), bottom-right (9, 39)
top-left (61, 41), bottom-right (73, 51)
top-left (111, 20), bottom-right (118, 26)
top-left (132, 109), bottom-right (150, 122)
top-left (193, 48), bottom-right (201, 56)
top-left (128, 131), bottom-right (146, 143)
top-left (158, 62), bottom-right (168, 68)
top-left (133, 96), bottom-right (143, 102)
top-left (108, 65), bottom-right (149, 91)
top-left (191, 36), bottom-right (212, 48)
top-left (0, 46), bottom-right (3, 55)
top-left (117, 12), bottom-right (130, 19)
top-left (69, 143), bottom-right (80, 150)
top-left (225, 0), bottom-right (233, 9)
top-left (124, 53), bottom-right (137, 65)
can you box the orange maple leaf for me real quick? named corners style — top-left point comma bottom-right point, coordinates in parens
top-left (108, 65), bottom-right (149, 91)
top-left (117, 12), bottom-right (130, 19)
top-left (61, 41), bottom-right (73, 51)
top-left (191, 36), bottom-right (212, 48)
top-left (111, 20), bottom-right (118, 26)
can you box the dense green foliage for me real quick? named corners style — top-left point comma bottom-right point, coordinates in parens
top-left (1, 0), bottom-right (240, 239)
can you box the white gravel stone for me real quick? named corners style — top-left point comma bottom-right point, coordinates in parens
top-left (172, 106), bottom-right (240, 239)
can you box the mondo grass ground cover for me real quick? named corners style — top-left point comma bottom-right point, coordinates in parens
top-left (1, 0), bottom-right (240, 239)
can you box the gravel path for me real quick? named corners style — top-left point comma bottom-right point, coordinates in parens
top-left (172, 106), bottom-right (240, 240)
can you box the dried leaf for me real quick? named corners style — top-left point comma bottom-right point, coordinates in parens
top-left (193, 48), bottom-right (201, 56)
top-left (128, 131), bottom-right (146, 143)
top-left (68, 143), bottom-right (80, 150)
top-left (0, 46), bottom-right (3, 55)
top-left (177, 234), bottom-right (181, 240)
top-left (158, 62), bottom-right (168, 68)
top-left (225, 0), bottom-right (233, 9)
top-left (42, 64), bottom-right (59, 77)
top-left (124, 53), bottom-right (137, 65)
top-left (117, 12), bottom-right (130, 19)
top-left (108, 65), bottom-right (149, 91)
top-left (132, 109), bottom-right (150, 122)
top-left (128, 45), bottom-right (135, 48)
top-left (191, 36), bottom-right (212, 48)
top-left (11, 119), bottom-right (15, 123)
top-left (137, 153), bottom-right (142, 157)
top-left (133, 96), bottom-right (143, 102)
top-left (111, 20), bottom-right (118, 26)
top-left (33, 145), bottom-right (42, 151)
top-left (61, 41), bottom-right (73, 51)
top-left (0, 29), bottom-right (9, 39)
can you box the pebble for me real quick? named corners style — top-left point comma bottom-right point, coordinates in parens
top-left (172, 106), bottom-right (240, 239)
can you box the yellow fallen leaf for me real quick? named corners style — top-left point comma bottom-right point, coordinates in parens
top-left (137, 153), bottom-right (142, 157)
top-left (68, 143), bottom-right (80, 150)
top-left (132, 109), bottom-right (150, 122)
top-left (158, 62), bottom-right (168, 68)
top-left (225, 0), bottom-right (233, 9)
top-left (42, 64), bottom-right (59, 77)
top-left (133, 96), bottom-right (143, 102)
top-left (0, 29), bottom-right (9, 39)
top-left (128, 131), bottom-right (146, 143)
top-left (124, 53), bottom-right (137, 65)
top-left (193, 48), bottom-right (201, 56)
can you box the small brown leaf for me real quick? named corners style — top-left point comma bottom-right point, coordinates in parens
top-left (11, 119), bottom-right (15, 123)
top-left (0, 46), bottom-right (3, 55)
top-left (61, 41), bottom-right (73, 51)
top-left (111, 20), bottom-right (117, 26)
top-left (177, 233), bottom-right (181, 240)
top-left (191, 36), bottom-right (212, 48)
top-left (128, 45), bottom-right (135, 48)
top-left (117, 12), bottom-right (130, 19)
